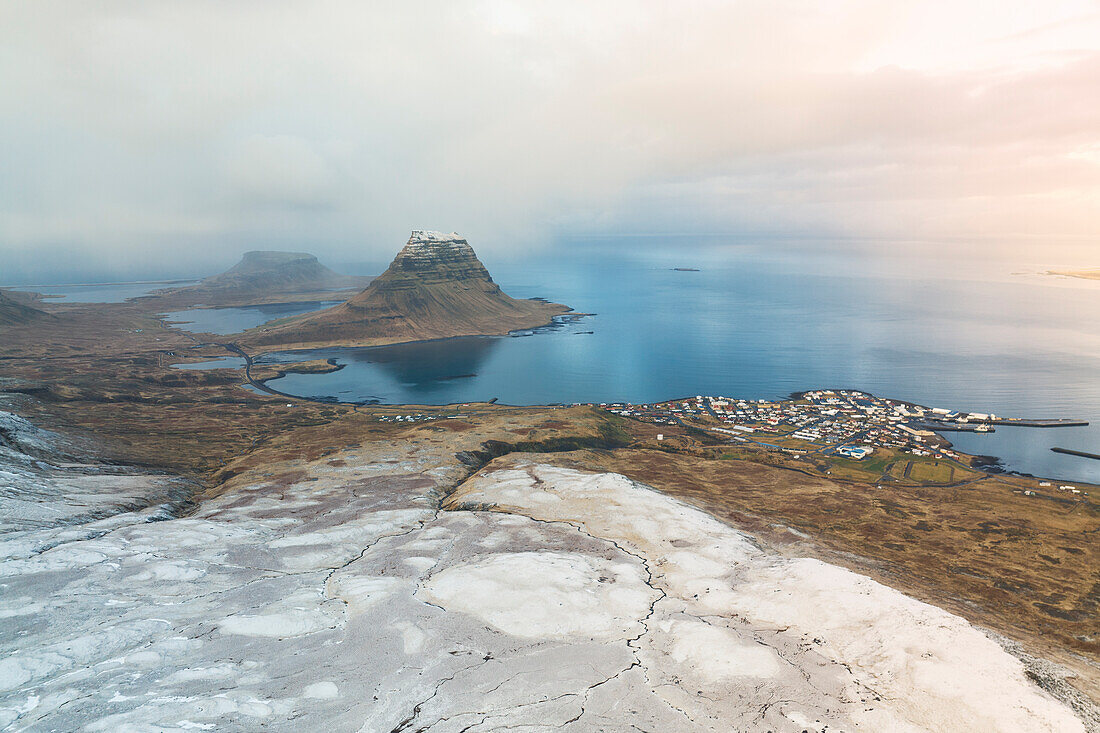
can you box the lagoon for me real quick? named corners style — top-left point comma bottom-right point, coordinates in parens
top-left (163, 301), bottom-right (343, 335)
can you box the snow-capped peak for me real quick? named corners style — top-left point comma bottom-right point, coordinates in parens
top-left (408, 230), bottom-right (463, 243)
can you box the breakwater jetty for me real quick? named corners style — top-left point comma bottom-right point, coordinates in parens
top-left (990, 417), bottom-right (1089, 428)
top-left (1051, 446), bottom-right (1100, 461)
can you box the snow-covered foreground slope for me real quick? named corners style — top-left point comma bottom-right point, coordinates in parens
top-left (0, 411), bottom-right (190, 534)
top-left (0, 433), bottom-right (1088, 731)
top-left (450, 464), bottom-right (1090, 732)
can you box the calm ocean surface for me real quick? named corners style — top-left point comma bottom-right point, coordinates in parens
top-left (249, 241), bottom-right (1100, 483)
top-left (11, 281), bottom-right (198, 303)
top-left (24, 240), bottom-right (1098, 482)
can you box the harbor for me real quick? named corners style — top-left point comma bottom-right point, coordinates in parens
top-left (592, 389), bottom-right (1096, 485)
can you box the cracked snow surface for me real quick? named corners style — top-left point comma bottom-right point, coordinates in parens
top-left (0, 427), bottom-right (1087, 731)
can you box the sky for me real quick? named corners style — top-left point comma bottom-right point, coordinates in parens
top-left (1, 0), bottom-right (1098, 282)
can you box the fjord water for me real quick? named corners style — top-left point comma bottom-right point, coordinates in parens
top-left (260, 240), bottom-right (1098, 482)
top-left (12, 281), bottom-right (198, 302)
top-left (163, 301), bottom-right (344, 335)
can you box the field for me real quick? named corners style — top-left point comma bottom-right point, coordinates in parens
top-left (812, 450), bottom-right (982, 485)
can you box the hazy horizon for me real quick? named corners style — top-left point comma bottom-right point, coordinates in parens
top-left (3, 233), bottom-right (1097, 290)
top-left (2, 1), bottom-right (1098, 281)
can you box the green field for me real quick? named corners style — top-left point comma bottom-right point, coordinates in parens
top-left (817, 450), bottom-right (982, 486)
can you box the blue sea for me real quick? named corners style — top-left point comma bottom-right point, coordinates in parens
top-left (220, 238), bottom-right (1100, 483)
top-left (32, 238), bottom-right (1089, 483)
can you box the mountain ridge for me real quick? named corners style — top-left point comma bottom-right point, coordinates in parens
top-left (0, 290), bottom-right (53, 326)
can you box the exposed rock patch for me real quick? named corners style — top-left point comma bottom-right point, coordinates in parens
top-left (449, 462), bottom-right (1091, 732)
top-left (419, 551), bottom-right (655, 639)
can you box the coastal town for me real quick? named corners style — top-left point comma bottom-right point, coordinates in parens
top-left (595, 390), bottom-right (984, 457)
top-left (591, 389), bottom-right (1090, 493)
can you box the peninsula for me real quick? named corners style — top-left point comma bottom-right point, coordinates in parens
top-left (244, 231), bottom-right (571, 351)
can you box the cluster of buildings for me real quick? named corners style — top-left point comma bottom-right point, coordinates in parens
top-left (1037, 481), bottom-right (1084, 495)
top-left (594, 390), bottom-right (977, 462)
top-left (376, 413), bottom-right (467, 423)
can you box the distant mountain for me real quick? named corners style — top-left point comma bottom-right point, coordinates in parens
top-left (150, 250), bottom-right (370, 307)
top-left (0, 290), bottom-right (52, 326)
top-left (198, 251), bottom-right (364, 293)
top-left (247, 231), bottom-right (570, 349)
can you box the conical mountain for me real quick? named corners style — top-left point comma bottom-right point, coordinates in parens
top-left (248, 231), bottom-right (570, 349)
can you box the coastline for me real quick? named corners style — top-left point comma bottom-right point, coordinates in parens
top-left (232, 373), bottom-right (1088, 486)
top-left (1, 346), bottom-right (1096, 726)
top-left (237, 303), bottom-right (577, 354)
top-left (3, 274), bottom-right (1097, 727)
top-left (235, 311), bottom-right (588, 397)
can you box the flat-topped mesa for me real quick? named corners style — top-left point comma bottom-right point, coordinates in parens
top-left (150, 249), bottom-right (370, 307)
top-left (245, 230), bottom-right (571, 349)
top-left (200, 250), bottom-right (353, 292)
top-left (223, 250), bottom-right (322, 274)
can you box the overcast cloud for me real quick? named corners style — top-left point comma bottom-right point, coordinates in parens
top-left (1, 1), bottom-right (1098, 280)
